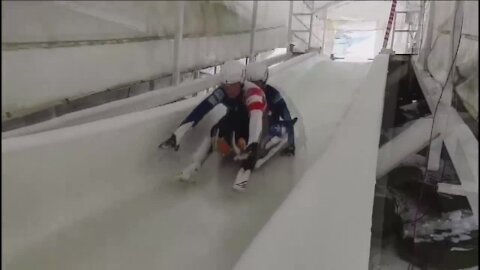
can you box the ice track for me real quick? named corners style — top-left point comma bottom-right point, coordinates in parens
top-left (2, 53), bottom-right (387, 270)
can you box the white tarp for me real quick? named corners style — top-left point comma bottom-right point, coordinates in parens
top-left (1, 1), bottom-right (290, 117)
top-left (419, 0), bottom-right (478, 121)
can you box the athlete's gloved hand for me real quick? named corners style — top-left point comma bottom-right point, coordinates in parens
top-left (242, 143), bottom-right (259, 170)
top-left (281, 144), bottom-right (295, 156)
top-left (159, 134), bottom-right (179, 151)
top-left (244, 143), bottom-right (258, 156)
top-left (234, 142), bottom-right (258, 161)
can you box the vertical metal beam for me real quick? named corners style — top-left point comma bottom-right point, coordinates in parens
top-left (450, 1), bottom-right (463, 77)
top-left (249, 1), bottom-right (259, 63)
top-left (427, 136), bottom-right (443, 171)
top-left (172, 1), bottom-right (185, 86)
top-left (426, 1), bottom-right (464, 172)
top-left (390, 12), bottom-right (397, 50)
top-left (416, 0), bottom-right (426, 54)
top-left (405, 23), bottom-right (411, 53)
top-left (321, 9), bottom-right (328, 54)
top-left (421, 0), bottom-right (435, 70)
top-left (287, 0), bottom-right (294, 47)
top-left (377, 118), bottom-right (439, 179)
top-left (439, 1), bottom-right (462, 113)
top-left (307, 2), bottom-right (314, 49)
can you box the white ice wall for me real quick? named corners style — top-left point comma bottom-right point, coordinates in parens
top-left (1, 54), bottom-right (314, 263)
top-left (2, 54), bottom-right (377, 270)
top-left (234, 54), bottom-right (388, 270)
top-left (2, 52), bottom-right (296, 138)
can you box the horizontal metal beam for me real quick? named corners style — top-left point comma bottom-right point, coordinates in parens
top-left (394, 30), bottom-right (417, 33)
top-left (395, 10), bottom-right (421, 14)
top-left (292, 31), bottom-right (321, 43)
top-left (293, 13), bottom-right (313, 16)
top-left (312, 1), bottom-right (346, 14)
top-left (2, 26), bottom-right (284, 51)
top-left (437, 182), bottom-right (478, 196)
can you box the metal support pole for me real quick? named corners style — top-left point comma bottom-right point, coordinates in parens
top-left (172, 1), bottom-right (185, 86)
top-left (287, 0), bottom-right (294, 47)
top-left (321, 10), bottom-right (327, 54)
top-left (307, 2), bottom-right (314, 49)
top-left (405, 23), bottom-right (411, 53)
top-left (390, 12), bottom-right (397, 50)
top-left (426, 136), bottom-right (443, 171)
top-left (421, 0), bottom-right (435, 70)
top-left (377, 118), bottom-right (439, 179)
top-left (426, 1), bottom-right (463, 172)
top-left (249, 1), bottom-right (259, 63)
top-left (415, 0), bottom-right (426, 54)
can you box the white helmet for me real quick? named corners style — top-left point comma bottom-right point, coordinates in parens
top-left (220, 60), bottom-right (245, 84)
top-left (245, 62), bottom-right (269, 83)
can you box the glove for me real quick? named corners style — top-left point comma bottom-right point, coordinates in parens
top-left (242, 143), bottom-right (259, 170)
top-left (234, 142), bottom-right (258, 161)
top-left (158, 134), bottom-right (179, 151)
top-left (281, 144), bottom-right (295, 156)
top-left (244, 143), bottom-right (258, 156)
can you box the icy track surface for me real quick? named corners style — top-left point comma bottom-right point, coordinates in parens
top-left (2, 55), bottom-right (371, 270)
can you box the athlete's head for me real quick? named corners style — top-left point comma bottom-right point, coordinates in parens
top-left (245, 62), bottom-right (269, 88)
top-left (220, 60), bottom-right (245, 99)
